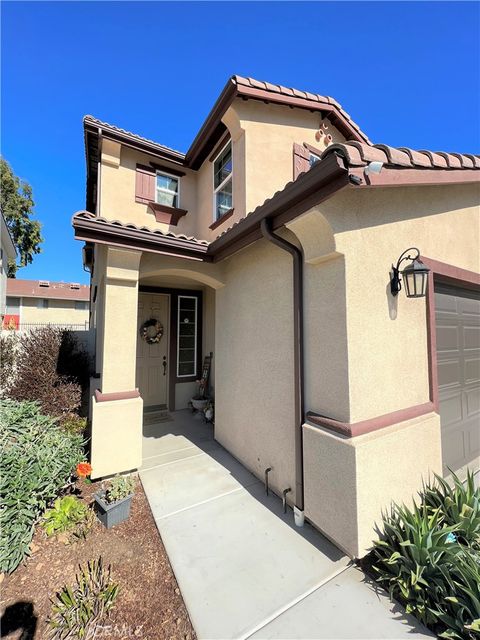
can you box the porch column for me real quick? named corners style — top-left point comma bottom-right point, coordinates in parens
top-left (91, 247), bottom-right (143, 479)
top-left (101, 247), bottom-right (142, 393)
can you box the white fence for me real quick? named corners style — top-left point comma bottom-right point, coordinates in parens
top-left (1, 323), bottom-right (95, 358)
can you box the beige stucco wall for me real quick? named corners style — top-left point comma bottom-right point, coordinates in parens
top-left (90, 395), bottom-right (143, 479)
top-left (289, 183), bottom-right (480, 423)
top-left (304, 412), bottom-right (442, 557)
top-left (215, 236), bottom-right (298, 503)
top-left (99, 142), bottom-right (198, 238)
top-left (97, 100), bottom-right (345, 243)
top-left (20, 297), bottom-right (89, 326)
top-left (229, 99), bottom-right (345, 217)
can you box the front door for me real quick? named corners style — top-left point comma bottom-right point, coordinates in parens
top-left (136, 293), bottom-right (169, 408)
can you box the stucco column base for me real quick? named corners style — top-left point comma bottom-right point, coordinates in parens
top-left (303, 412), bottom-right (442, 558)
top-left (90, 395), bottom-right (143, 480)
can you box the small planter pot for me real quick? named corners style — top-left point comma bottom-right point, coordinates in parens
top-left (191, 397), bottom-right (208, 411)
top-left (94, 491), bottom-right (133, 529)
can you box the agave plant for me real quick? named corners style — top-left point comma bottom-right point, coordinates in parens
top-left (423, 469), bottom-right (480, 549)
top-left (373, 502), bottom-right (461, 626)
top-left (373, 480), bottom-right (480, 639)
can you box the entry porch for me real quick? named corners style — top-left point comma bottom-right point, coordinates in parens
top-left (139, 410), bottom-right (432, 640)
top-left (89, 246), bottom-right (222, 480)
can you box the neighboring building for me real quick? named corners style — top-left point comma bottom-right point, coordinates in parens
top-left (72, 76), bottom-right (479, 558)
top-left (4, 278), bottom-right (90, 329)
top-left (1, 213), bottom-right (16, 317)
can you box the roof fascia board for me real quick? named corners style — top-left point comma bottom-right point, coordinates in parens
top-left (350, 167), bottom-right (480, 188)
top-left (185, 78), bottom-right (237, 169)
top-left (234, 84), bottom-right (367, 143)
top-left (73, 216), bottom-right (210, 262)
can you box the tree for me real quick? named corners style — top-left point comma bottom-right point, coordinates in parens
top-left (0, 158), bottom-right (43, 277)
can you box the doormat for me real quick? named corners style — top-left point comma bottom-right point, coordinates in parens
top-left (143, 410), bottom-right (172, 425)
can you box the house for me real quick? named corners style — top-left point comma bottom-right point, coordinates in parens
top-left (72, 76), bottom-right (480, 558)
top-left (1, 213), bottom-right (16, 318)
top-left (4, 278), bottom-right (90, 329)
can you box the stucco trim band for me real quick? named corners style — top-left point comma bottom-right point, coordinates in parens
top-left (306, 401), bottom-right (435, 438)
top-left (94, 389), bottom-right (141, 402)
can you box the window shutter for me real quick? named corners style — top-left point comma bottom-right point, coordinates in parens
top-left (135, 164), bottom-right (155, 203)
top-left (293, 143), bottom-right (310, 180)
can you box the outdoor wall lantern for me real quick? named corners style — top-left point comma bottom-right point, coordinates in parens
top-left (390, 247), bottom-right (430, 298)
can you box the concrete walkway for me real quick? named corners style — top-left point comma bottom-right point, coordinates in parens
top-left (140, 411), bottom-right (433, 640)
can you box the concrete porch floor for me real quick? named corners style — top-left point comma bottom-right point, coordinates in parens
top-left (140, 410), bottom-right (433, 640)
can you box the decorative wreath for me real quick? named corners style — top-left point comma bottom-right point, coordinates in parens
top-left (140, 318), bottom-right (164, 344)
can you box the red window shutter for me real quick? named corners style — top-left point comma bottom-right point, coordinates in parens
top-left (293, 143), bottom-right (310, 180)
top-left (135, 164), bottom-right (155, 203)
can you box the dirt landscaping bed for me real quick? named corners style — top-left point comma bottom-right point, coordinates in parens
top-left (0, 479), bottom-right (196, 640)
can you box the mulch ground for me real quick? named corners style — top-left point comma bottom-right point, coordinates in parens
top-left (0, 479), bottom-right (196, 640)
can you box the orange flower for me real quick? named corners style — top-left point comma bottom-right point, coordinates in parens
top-left (76, 462), bottom-right (92, 478)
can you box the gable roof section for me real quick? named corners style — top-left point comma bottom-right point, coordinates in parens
top-left (83, 75), bottom-right (372, 210)
top-left (185, 75), bottom-right (371, 169)
top-left (7, 278), bottom-right (90, 301)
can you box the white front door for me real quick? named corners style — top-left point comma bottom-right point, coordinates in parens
top-left (136, 293), bottom-right (169, 408)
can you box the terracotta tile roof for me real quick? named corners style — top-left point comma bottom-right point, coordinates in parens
top-left (7, 278), bottom-right (90, 301)
top-left (321, 141), bottom-right (480, 170)
top-left (83, 115), bottom-right (186, 158)
top-left (73, 211), bottom-right (208, 246)
top-left (233, 76), bottom-right (371, 144)
top-left (213, 142), bottom-right (480, 245)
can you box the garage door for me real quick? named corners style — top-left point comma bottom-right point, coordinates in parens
top-left (435, 284), bottom-right (480, 476)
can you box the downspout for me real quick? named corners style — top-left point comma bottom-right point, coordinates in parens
top-left (260, 218), bottom-right (305, 514)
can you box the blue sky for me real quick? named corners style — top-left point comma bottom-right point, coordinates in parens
top-left (2, 1), bottom-right (479, 284)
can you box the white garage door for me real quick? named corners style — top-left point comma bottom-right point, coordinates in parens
top-left (435, 284), bottom-right (480, 476)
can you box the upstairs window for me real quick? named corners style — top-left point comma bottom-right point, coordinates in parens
top-left (213, 142), bottom-right (232, 220)
top-left (75, 301), bottom-right (88, 311)
top-left (37, 299), bottom-right (49, 309)
top-left (156, 172), bottom-right (179, 208)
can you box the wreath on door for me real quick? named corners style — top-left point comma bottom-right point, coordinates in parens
top-left (140, 318), bottom-right (164, 344)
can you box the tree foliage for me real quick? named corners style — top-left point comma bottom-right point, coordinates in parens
top-left (0, 158), bottom-right (43, 276)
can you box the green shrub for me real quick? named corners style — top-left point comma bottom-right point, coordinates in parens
top-left (372, 476), bottom-right (480, 639)
top-left (7, 327), bottom-right (91, 420)
top-left (423, 470), bottom-right (480, 549)
top-left (42, 496), bottom-right (89, 537)
top-left (61, 415), bottom-right (88, 437)
top-left (48, 557), bottom-right (119, 639)
top-left (0, 400), bottom-right (84, 573)
top-left (104, 474), bottom-right (135, 504)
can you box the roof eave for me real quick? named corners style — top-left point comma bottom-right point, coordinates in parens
top-left (72, 213), bottom-right (211, 262)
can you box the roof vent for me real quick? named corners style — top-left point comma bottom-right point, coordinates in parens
top-left (70, 283), bottom-right (80, 290)
top-left (39, 280), bottom-right (50, 287)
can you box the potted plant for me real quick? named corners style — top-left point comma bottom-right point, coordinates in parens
top-left (190, 378), bottom-right (209, 412)
top-left (94, 474), bottom-right (135, 529)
